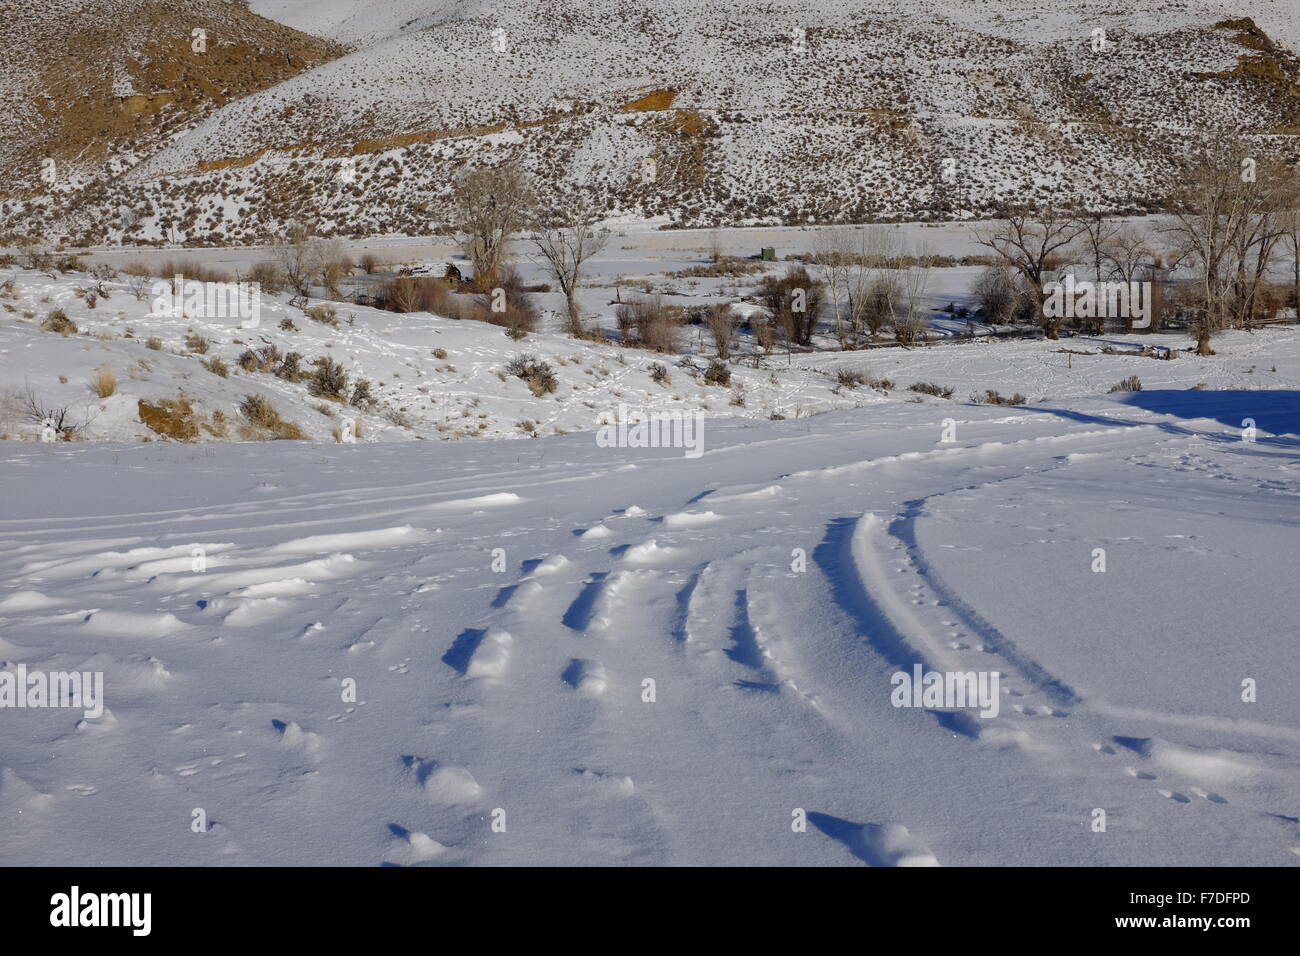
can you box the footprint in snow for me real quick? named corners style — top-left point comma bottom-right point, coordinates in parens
top-left (385, 824), bottom-right (448, 864)
top-left (562, 659), bottom-right (608, 696)
top-left (809, 813), bottom-right (940, 867)
top-left (403, 757), bottom-right (482, 806)
top-left (1125, 767), bottom-right (1158, 781)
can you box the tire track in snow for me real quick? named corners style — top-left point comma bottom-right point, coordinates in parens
top-left (836, 423), bottom-right (1300, 844)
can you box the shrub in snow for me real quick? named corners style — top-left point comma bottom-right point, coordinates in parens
top-left (138, 395), bottom-right (198, 442)
top-left (19, 387), bottom-right (79, 440)
top-left (238, 395), bottom-right (307, 440)
top-left (349, 379), bottom-right (375, 408)
top-left (759, 266), bottom-right (824, 346)
top-left (250, 261), bottom-right (287, 296)
top-left (309, 356), bottom-right (349, 399)
top-left (305, 304), bottom-right (339, 327)
top-left (835, 367), bottom-right (867, 388)
top-left (617, 296), bottom-right (681, 353)
top-left (704, 359), bottom-right (732, 386)
top-left (274, 351), bottom-right (302, 380)
top-left (835, 367), bottom-right (893, 391)
top-left (908, 381), bottom-right (954, 399)
top-left (971, 389), bottom-right (1027, 406)
top-left (239, 394), bottom-right (276, 427)
top-left (705, 304), bottom-right (737, 359)
top-left (973, 266), bottom-right (1019, 326)
top-left (41, 309), bottom-right (77, 336)
top-left (473, 267), bottom-right (539, 339)
top-left (504, 355), bottom-right (558, 396)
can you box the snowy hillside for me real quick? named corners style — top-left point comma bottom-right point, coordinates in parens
top-left (253, 0), bottom-right (1300, 57)
top-left (6, 0), bottom-right (1300, 243)
top-left (2, 383), bottom-right (1298, 864)
top-left (0, 0), bottom-right (340, 221)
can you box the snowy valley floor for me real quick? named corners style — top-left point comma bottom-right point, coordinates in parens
top-left (1, 388), bottom-right (1298, 865)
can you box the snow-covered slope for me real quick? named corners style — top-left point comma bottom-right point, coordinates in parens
top-left (1, 385), bottom-right (1298, 864)
top-left (251, 0), bottom-right (1300, 55)
top-left (8, 1), bottom-right (1300, 243)
top-left (0, 0), bottom-right (341, 224)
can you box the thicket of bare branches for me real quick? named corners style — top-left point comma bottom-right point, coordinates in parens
top-left (759, 266), bottom-right (824, 347)
top-left (473, 266), bottom-right (539, 339)
top-left (706, 305), bottom-right (738, 359)
top-left (273, 224), bottom-right (350, 300)
top-left (972, 266), bottom-right (1020, 325)
top-left (895, 255), bottom-right (933, 346)
top-left (616, 296), bottom-right (680, 353)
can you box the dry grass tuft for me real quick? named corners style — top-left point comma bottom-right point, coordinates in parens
top-left (92, 366), bottom-right (117, 398)
top-left (238, 394), bottom-right (308, 440)
top-left (41, 309), bottom-right (77, 335)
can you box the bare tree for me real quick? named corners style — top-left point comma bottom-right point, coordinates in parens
top-left (1282, 202), bottom-right (1300, 323)
top-left (452, 163), bottom-right (535, 289)
top-left (274, 222), bottom-right (322, 299)
top-left (975, 207), bottom-right (1084, 339)
top-left (847, 226), bottom-right (900, 345)
top-left (707, 228), bottom-right (723, 264)
top-left (814, 230), bottom-right (854, 348)
top-left (1163, 144), bottom-right (1292, 353)
top-left (1075, 211), bottom-right (1121, 284)
top-left (317, 240), bottom-right (351, 299)
top-left (533, 201), bottom-right (609, 336)
top-left (1231, 178), bottom-right (1288, 330)
top-left (894, 247), bottom-right (933, 345)
top-left (1103, 227), bottom-right (1153, 333)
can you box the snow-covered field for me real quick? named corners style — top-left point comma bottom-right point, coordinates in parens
top-left (3, 219), bottom-right (1300, 866)
top-left (1, 386), bottom-right (1298, 865)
